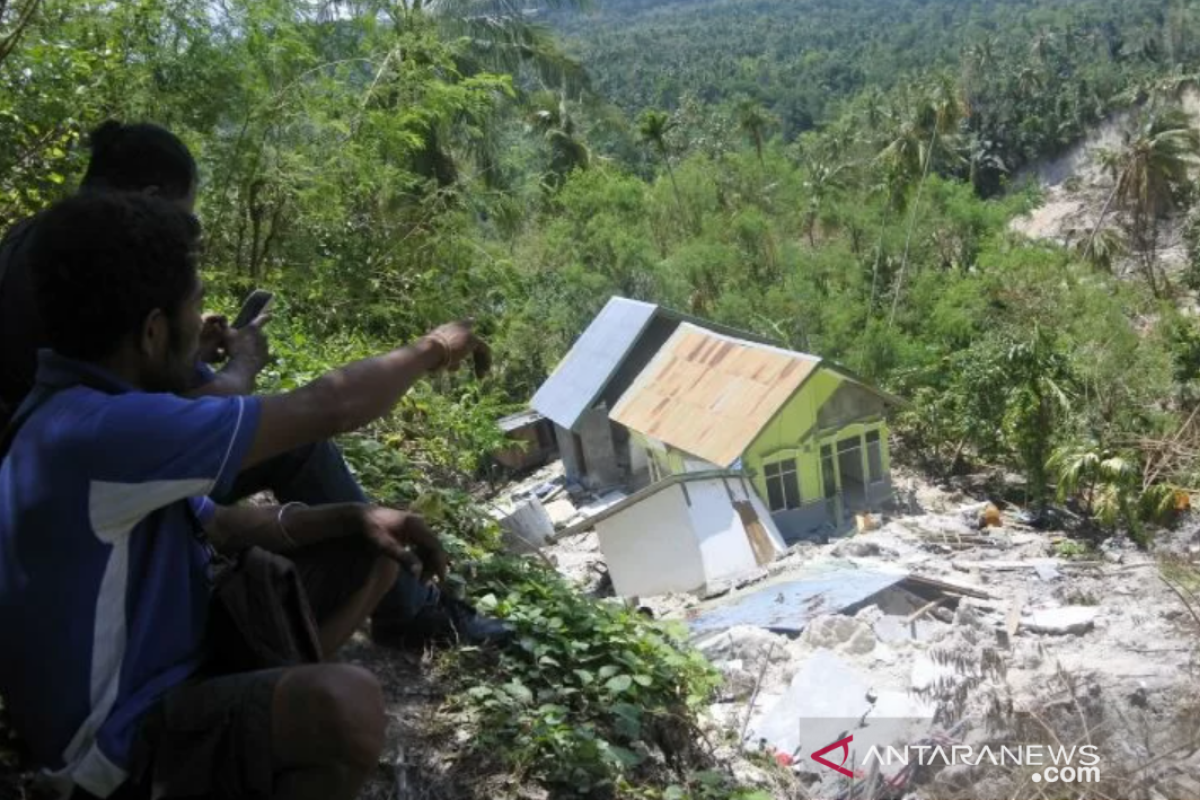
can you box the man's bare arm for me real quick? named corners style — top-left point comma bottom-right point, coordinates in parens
top-left (204, 503), bottom-right (449, 581)
top-left (206, 503), bottom-right (362, 553)
top-left (243, 320), bottom-right (485, 469)
top-left (185, 315), bottom-right (272, 398)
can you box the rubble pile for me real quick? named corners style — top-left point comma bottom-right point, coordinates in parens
top-left (539, 480), bottom-right (1200, 799)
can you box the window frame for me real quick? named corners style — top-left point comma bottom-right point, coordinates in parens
top-left (763, 457), bottom-right (802, 512)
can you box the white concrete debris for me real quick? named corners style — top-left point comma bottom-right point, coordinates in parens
top-left (542, 498), bottom-right (579, 528)
top-left (1023, 605), bottom-right (1098, 636)
top-left (513, 462), bottom-right (1200, 797)
top-left (490, 495), bottom-right (555, 553)
top-left (748, 648), bottom-right (935, 767)
top-left (799, 614), bottom-right (877, 655)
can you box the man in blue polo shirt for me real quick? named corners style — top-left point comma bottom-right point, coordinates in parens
top-left (0, 192), bottom-right (490, 800)
top-left (0, 119), bottom-right (506, 648)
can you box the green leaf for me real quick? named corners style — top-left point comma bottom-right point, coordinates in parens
top-left (607, 744), bottom-right (643, 768)
top-left (604, 674), bottom-right (633, 693)
top-left (598, 664), bottom-right (620, 679)
top-left (573, 669), bottom-right (595, 685)
top-left (633, 674), bottom-right (653, 687)
top-left (502, 681), bottom-right (533, 705)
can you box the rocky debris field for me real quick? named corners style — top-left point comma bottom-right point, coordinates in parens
top-left (543, 476), bottom-right (1200, 800)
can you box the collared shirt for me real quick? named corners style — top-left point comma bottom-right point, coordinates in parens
top-left (0, 351), bottom-right (261, 798)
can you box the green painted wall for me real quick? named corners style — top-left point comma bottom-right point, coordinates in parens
top-left (628, 367), bottom-right (891, 525)
top-left (741, 369), bottom-right (890, 516)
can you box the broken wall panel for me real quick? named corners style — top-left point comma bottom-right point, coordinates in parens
top-left (593, 475), bottom-right (786, 598)
top-left (687, 570), bottom-right (907, 635)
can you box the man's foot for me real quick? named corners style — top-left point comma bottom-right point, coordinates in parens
top-left (371, 593), bottom-right (513, 649)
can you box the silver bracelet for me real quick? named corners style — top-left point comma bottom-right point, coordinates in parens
top-left (277, 501), bottom-right (307, 548)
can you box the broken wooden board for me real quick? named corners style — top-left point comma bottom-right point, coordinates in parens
top-left (903, 574), bottom-right (994, 600)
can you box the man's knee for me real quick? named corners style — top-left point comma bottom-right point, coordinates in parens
top-left (275, 664), bottom-right (386, 770)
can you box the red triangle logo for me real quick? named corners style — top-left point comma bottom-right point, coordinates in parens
top-left (811, 734), bottom-right (855, 778)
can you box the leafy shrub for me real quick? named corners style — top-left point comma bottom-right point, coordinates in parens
top-left (447, 555), bottom-right (721, 795)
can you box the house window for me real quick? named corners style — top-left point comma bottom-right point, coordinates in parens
top-left (866, 430), bottom-right (884, 483)
top-left (764, 459), bottom-right (801, 512)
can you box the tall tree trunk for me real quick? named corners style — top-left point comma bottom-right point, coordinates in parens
top-left (869, 185), bottom-right (894, 314)
top-left (1140, 212), bottom-right (1163, 297)
top-left (1082, 181), bottom-right (1120, 266)
top-left (888, 127), bottom-right (938, 330)
top-left (661, 150), bottom-right (684, 214)
top-left (0, 0), bottom-right (41, 67)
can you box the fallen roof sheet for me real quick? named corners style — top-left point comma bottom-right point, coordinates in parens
top-left (610, 323), bottom-right (820, 467)
top-left (548, 468), bottom-right (747, 542)
top-left (530, 297), bottom-right (658, 431)
top-left (687, 569), bottom-right (907, 635)
top-left (497, 409), bottom-right (545, 432)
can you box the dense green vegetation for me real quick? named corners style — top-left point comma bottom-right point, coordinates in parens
top-left (552, 0), bottom-right (1200, 192)
top-left (5, 0), bottom-right (1200, 795)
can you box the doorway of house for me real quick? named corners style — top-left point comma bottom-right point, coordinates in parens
top-left (836, 436), bottom-right (867, 517)
top-left (820, 443), bottom-right (839, 526)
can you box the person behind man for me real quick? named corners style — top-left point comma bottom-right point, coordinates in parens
top-left (0, 192), bottom-right (491, 800)
top-left (0, 120), bottom-right (506, 646)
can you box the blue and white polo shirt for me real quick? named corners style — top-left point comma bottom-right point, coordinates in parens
top-left (0, 350), bottom-right (261, 797)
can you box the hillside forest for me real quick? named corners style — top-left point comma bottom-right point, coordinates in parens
top-left (5, 0), bottom-right (1200, 796)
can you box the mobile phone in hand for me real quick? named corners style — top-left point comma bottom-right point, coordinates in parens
top-left (232, 289), bottom-right (274, 329)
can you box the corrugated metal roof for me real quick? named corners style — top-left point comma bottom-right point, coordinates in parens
top-left (531, 297), bottom-right (659, 430)
top-left (498, 409), bottom-right (545, 432)
top-left (688, 569), bottom-right (907, 635)
top-left (610, 323), bottom-right (820, 468)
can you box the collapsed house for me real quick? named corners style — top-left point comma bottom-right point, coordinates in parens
top-left (529, 296), bottom-right (774, 491)
top-left (532, 297), bottom-right (903, 598)
top-left (610, 323), bottom-right (901, 542)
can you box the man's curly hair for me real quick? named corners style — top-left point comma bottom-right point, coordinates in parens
top-left (30, 192), bottom-right (201, 362)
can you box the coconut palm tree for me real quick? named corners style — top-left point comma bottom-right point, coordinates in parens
top-left (325, 0), bottom-right (591, 189)
top-left (529, 92), bottom-right (590, 190)
top-left (1085, 108), bottom-right (1200, 295)
top-left (1029, 28), bottom-right (1056, 64)
top-left (330, 0), bottom-right (592, 94)
top-left (1017, 66), bottom-right (1044, 96)
top-left (887, 75), bottom-right (965, 328)
top-left (960, 35), bottom-right (995, 116)
top-left (870, 116), bottom-right (926, 312)
top-left (1071, 224), bottom-right (1126, 273)
top-left (802, 157), bottom-right (845, 247)
top-left (737, 99), bottom-right (772, 164)
top-left (859, 86), bottom-right (889, 133)
top-left (638, 109), bottom-right (683, 212)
